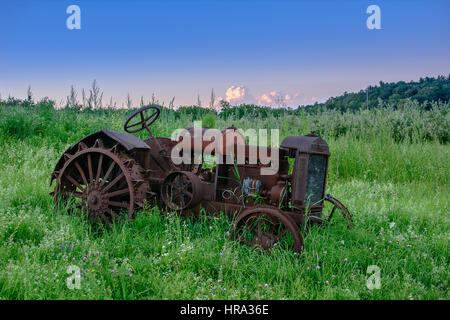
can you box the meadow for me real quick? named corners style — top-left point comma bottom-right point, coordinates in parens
top-left (0, 99), bottom-right (448, 299)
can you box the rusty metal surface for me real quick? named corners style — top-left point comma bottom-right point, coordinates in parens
top-left (50, 106), bottom-right (352, 254)
top-left (101, 130), bottom-right (151, 150)
top-left (230, 205), bottom-right (304, 253)
top-left (82, 129), bottom-right (151, 150)
top-left (324, 194), bottom-right (353, 229)
top-left (53, 140), bottom-right (148, 223)
top-left (51, 130), bottom-right (150, 185)
top-left (124, 105), bottom-right (161, 137)
top-left (161, 171), bottom-right (203, 210)
top-left (280, 131), bottom-right (330, 155)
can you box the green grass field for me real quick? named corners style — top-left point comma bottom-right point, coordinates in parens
top-left (0, 101), bottom-right (448, 299)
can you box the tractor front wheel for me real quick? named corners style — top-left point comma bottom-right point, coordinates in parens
top-left (323, 194), bottom-right (353, 229)
top-left (231, 206), bottom-right (304, 253)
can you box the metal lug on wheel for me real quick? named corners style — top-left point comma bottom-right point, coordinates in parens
top-left (93, 138), bottom-right (104, 148)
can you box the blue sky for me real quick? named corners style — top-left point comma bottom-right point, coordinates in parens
top-left (1, 0), bottom-right (449, 107)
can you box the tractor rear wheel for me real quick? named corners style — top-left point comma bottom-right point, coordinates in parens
top-left (53, 141), bottom-right (148, 225)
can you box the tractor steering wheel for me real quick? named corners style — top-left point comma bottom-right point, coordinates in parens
top-left (124, 105), bottom-right (160, 136)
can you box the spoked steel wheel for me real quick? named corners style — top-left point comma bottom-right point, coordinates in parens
top-left (231, 206), bottom-right (304, 253)
top-left (322, 194), bottom-right (353, 229)
top-left (53, 142), bottom-right (146, 225)
top-left (161, 171), bottom-right (201, 210)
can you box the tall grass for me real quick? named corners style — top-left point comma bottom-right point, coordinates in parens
top-left (1, 100), bottom-right (448, 185)
top-left (0, 100), bottom-right (448, 299)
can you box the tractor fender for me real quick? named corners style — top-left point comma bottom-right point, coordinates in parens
top-left (50, 129), bottom-right (150, 185)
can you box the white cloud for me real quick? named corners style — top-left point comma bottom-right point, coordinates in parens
top-left (209, 85), bottom-right (303, 109)
top-left (256, 90), bottom-right (300, 107)
top-left (224, 85), bottom-right (256, 105)
top-left (213, 96), bottom-right (225, 109)
top-left (225, 86), bottom-right (246, 103)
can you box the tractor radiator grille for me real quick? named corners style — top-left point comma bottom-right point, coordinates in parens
top-left (304, 154), bottom-right (327, 206)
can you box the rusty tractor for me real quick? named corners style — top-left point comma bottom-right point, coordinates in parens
top-left (51, 105), bottom-right (352, 253)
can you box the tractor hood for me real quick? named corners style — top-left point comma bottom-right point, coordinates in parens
top-left (280, 132), bottom-right (330, 155)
